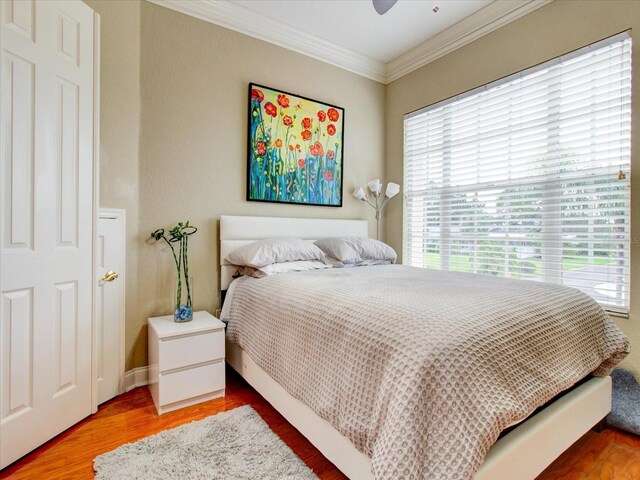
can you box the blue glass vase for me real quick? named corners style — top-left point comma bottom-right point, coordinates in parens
top-left (174, 305), bottom-right (193, 322)
top-left (174, 276), bottom-right (193, 322)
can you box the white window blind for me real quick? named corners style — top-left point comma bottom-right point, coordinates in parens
top-left (403, 32), bottom-right (632, 315)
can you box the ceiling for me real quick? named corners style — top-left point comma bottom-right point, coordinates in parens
top-left (150, 0), bottom-right (552, 83)
top-left (227, 0), bottom-right (492, 64)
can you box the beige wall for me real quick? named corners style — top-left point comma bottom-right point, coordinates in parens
top-left (89, 0), bottom-right (638, 375)
top-left (129, 2), bottom-right (384, 368)
top-left (83, 0), bottom-right (143, 370)
top-left (385, 0), bottom-right (640, 377)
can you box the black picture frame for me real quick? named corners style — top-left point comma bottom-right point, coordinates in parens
top-left (246, 83), bottom-right (345, 207)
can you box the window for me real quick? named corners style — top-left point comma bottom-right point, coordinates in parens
top-left (403, 32), bottom-right (632, 315)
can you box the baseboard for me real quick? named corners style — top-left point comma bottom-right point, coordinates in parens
top-left (124, 366), bottom-right (149, 391)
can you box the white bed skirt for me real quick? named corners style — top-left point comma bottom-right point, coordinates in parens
top-left (226, 339), bottom-right (611, 480)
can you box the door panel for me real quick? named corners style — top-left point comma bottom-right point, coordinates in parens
top-left (96, 211), bottom-right (125, 405)
top-left (2, 51), bottom-right (34, 251)
top-left (53, 280), bottom-right (78, 396)
top-left (55, 77), bottom-right (80, 248)
top-left (0, 288), bottom-right (33, 420)
top-left (0, 0), bottom-right (95, 468)
top-left (2, 0), bottom-right (34, 41)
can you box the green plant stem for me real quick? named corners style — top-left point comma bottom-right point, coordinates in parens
top-left (183, 235), bottom-right (192, 307)
top-left (176, 244), bottom-right (182, 308)
top-left (153, 223), bottom-right (197, 312)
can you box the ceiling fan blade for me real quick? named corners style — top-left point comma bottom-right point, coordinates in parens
top-left (373, 0), bottom-right (398, 16)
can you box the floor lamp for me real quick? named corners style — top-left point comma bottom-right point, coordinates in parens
top-left (353, 180), bottom-right (401, 240)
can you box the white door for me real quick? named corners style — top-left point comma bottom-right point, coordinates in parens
top-left (97, 210), bottom-right (125, 405)
top-left (0, 0), bottom-right (96, 468)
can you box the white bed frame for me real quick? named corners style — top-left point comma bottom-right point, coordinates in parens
top-left (220, 214), bottom-right (612, 480)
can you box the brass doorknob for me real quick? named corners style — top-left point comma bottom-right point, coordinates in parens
top-left (101, 271), bottom-right (119, 282)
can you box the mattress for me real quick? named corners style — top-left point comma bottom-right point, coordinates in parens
top-left (224, 264), bottom-right (629, 480)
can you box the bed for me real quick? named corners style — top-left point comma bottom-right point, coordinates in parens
top-left (219, 215), bottom-right (629, 480)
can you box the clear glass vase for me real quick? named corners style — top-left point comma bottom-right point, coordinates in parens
top-left (174, 276), bottom-right (193, 322)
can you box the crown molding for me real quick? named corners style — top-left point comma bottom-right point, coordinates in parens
top-left (385, 0), bottom-right (554, 83)
top-left (148, 0), bottom-right (553, 85)
top-left (147, 0), bottom-right (387, 83)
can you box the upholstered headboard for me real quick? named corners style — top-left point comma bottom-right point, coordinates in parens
top-left (219, 215), bottom-right (368, 290)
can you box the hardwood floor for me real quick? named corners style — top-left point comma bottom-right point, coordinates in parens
top-left (1, 367), bottom-right (639, 479)
top-left (537, 425), bottom-right (640, 480)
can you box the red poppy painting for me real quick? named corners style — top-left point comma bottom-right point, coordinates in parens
top-left (247, 83), bottom-right (344, 206)
top-left (251, 88), bottom-right (264, 103)
top-left (264, 102), bottom-right (278, 117)
top-left (309, 142), bottom-right (324, 156)
top-left (277, 94), bottom-right (290, 108)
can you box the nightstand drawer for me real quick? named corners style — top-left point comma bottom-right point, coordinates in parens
top-left (159, 329), bottom-right (224, 372)
top-left (159, 360), bottom-right (225, 406)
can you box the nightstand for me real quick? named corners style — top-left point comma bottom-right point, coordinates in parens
top-left (148, 311), bottom-right (225, 414)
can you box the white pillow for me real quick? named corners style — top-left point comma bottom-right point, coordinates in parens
top-left (236, 260), bottom-right (331, 278)
top-left (314, 237), bottom-right (397, 266)
top-left (226, 237), bottom-right (325, 268)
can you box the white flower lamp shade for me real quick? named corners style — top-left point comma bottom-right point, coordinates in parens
top-left (353, 179), bottom-right (400, 240)
top-left (385, 182), bottom-right (400, 198)
top-left (353, 187), bottom-right (367, 200)
top-left (368, 179), bottom-right (382, 195)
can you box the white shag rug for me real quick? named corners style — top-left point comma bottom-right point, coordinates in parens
top-left (93, 405), bottom-right (318, 479)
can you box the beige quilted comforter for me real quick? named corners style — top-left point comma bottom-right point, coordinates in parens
top-left (225, 265), bottom-right (629, 480)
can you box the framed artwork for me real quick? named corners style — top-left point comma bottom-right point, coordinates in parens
top-left (247, 83), bottom-right (344, 207)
